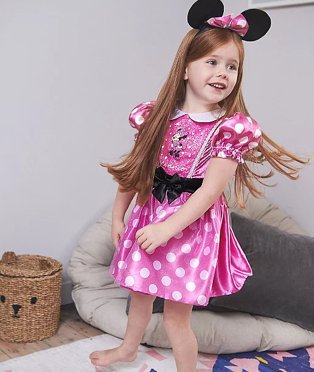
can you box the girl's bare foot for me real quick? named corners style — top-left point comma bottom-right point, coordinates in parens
top-left (89, 346), bottom-right (137, 367)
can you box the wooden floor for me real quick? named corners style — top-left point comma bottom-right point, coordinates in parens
top-left (0, 303), bottom-right (103, 362)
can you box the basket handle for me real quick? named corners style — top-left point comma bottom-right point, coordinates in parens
top-left (1, 251), bottom-right (18, 265)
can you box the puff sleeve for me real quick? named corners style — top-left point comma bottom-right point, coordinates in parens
top-left (209, 112), bottom-right (262, 164)
top-left (129, 101), bottom-right (155, 130)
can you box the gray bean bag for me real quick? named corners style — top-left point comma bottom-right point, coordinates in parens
top-left (68, 192), bottom-right (314, 353)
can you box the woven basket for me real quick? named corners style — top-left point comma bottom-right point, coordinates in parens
top-left (0, 251), bottom-right (63, 342)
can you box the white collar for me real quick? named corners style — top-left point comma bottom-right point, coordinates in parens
top-left (170, 108), bottom-right (224, 123)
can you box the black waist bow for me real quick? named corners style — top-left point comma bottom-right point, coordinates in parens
top-left (152, 167), bottom-right (203, 204)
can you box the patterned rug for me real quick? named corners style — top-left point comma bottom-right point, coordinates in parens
top-left (0, 334), bottom-right (313, 372)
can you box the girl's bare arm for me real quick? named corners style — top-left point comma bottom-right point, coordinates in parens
top-left (163, 157), bottom-right (237, 236)
top-left (111, 186), bottom-right (136, 248)
top-left (112, 185), bottom-right (137, 222)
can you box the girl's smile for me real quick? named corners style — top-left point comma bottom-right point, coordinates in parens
top-left (208, 82), bottom-right (227, 89)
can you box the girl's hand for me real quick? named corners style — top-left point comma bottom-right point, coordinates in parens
top-left (112, 219), bottom-right (125, 249)
top-left (135, 223), bottom-right (172, 254)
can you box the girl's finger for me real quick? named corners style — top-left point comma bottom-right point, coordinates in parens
top-left (141, 240), bottom-right (152, 250)
top-left (137, 235), bottom-right (147, 246)
top-left (135, 228), bottom-right (144, 239)
top-left (146, 244), bottom-right (156, 254)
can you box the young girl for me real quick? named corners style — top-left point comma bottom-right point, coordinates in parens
top-left (90, 0), bottom-right (308, 371)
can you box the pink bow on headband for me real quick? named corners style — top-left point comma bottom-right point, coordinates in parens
top-left (207, 14), bottom-right (249, 37)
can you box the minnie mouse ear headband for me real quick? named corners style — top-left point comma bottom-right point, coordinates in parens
top-left (188, 0), bottom-right (271, 41)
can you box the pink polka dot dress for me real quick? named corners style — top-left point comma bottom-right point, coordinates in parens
top-left (110, 102), bottom-right (263, 306)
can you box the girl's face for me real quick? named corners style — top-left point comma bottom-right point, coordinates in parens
top-left (183, 41), bottom-right (240, 112)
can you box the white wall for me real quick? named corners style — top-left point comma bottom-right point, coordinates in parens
top-left (0, 1), bottom-right (313, 304)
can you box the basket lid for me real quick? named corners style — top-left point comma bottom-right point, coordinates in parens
top-left (0, 251), bottom-right (62, 278)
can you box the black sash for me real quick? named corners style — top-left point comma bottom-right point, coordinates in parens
top-left (152, 167), bottom-right (203, 204)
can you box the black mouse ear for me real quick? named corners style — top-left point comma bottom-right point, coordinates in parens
top-left (187, 0), bottom-right (224, 29)
top-left (241, 9), bottom-right (271, 41)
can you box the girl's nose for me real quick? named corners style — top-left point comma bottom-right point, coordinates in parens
top-left (216, 71), bottom-right (227, 79)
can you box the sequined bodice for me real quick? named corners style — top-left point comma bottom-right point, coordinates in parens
top-left (159, 114), bottom-right (216, 178)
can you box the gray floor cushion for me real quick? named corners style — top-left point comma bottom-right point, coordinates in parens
top-left (68, 193), bottom-right (314, 353)
top-left (208, 213), bottom-right (314, 332)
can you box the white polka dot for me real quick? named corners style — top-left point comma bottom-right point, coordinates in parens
top-left (175, 267), bottom-right (185, 278)
top-left (172, 291), bottom-right (182, 301)
top-left (118, 261), bottom-right (127, 269)
top-left (210, 209), bottom-right (216, 219)
top-left (135, 115), bottom-right (144, 125)
top-left (190, 258), bottom-right (200, 268)
top-left (133, 205), bottom-right (140, 213)
top-left (203, 246), bottom-right (211, 256)
top-left (149, 284), bottom-right (158, 294)
top-left (157, 209), bottom-right (167, 219)
top-left (239, 136), bottom-right (249, 144)
top-left (132, 219), bottom-right (139, 227)
top-left (149, 214), bottom-right (154, 222)
top-left (125, 276), bottom-right (135, 286)
top-left (223, 132), bottom-right (231, 139)
top-left (181, 244), bottom-right (191, 254)
top-left (142, 207), bottom-right (149, 215)
top-left (197, 295), bottom-right (207, 305)
top-left (166, 252), bottom-right (176, 262)
top-left (153, 260), bottom-right (161, 270)
top-left (124, 240), bottom-right (132, 248)
top-left (254, 129), bottom-right (262, 138)
top-left (218, 151), bottom-right (226, 158)
top-left (204, 222), bottom-right (212, 232)
top-left (140, 268), bottom-right (150, 278)
top-left (156, 206), bottom-right (163, 214)
top-left (186, 282), bottom-right (196, 292)
top-left (200, 270), bottom-right (209, 280)
top-left (235, 123), bottom-right (244, 134)
top-left (174, 231), bottom-right (183, 239)
top-left (188, 222), bottom-right (197, 230)
top-left (132, 251), bottom-right (141, 262)
top-left (249, 141), bottom-right (258, 150)
top-left (214, 233), bottom-right (220, 243)
top-left (237, 19), bottom-right (247, 27)
top-left (161, 276), bottom-right (171, 286)
top-left (196, 235), bottom-right (202, 244)
top-left (226, 143), bottom-right (232, 150)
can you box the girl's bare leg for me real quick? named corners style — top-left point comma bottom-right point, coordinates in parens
top-left (89, 291), bottom-right (156, 367)
top-left (163, 300), bottom-right (198, 372)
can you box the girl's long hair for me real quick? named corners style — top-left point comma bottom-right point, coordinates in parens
top-left (102, 28), bottom-right (309, 206)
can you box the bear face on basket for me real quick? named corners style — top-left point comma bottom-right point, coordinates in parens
top-left (1, 293), bottom-right (38, 318)
top-left (0, 251), bottom-right (62, 343)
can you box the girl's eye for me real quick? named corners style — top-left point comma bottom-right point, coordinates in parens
top-left (228, 64), bottom-right (238, 71)
top-left (206, 60), bottom-right (216, 65)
